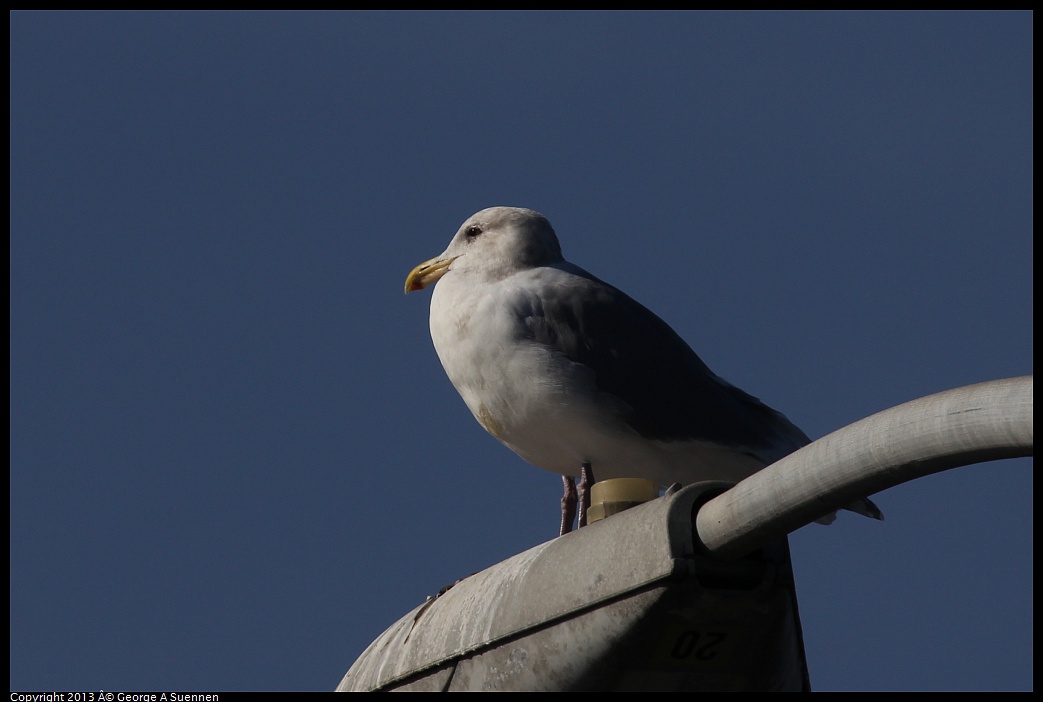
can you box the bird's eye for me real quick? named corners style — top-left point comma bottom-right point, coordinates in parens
top-left (465, 225), bottom-right (483, 239)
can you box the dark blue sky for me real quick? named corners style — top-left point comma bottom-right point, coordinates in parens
top-left (10, 11), bottom-right (1032, 691)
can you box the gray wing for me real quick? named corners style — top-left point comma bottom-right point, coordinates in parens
top-left (517, 265), bottom-right (811, 463)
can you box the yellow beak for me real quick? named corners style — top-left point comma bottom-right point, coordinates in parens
top-left (404, 255), bottom-right (459, 294)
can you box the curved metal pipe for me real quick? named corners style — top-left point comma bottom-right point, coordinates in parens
top-left (696, 376), bottom-right (1033, 559)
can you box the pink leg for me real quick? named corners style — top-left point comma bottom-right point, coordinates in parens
top-left (560, 475), bottom-right (577, 536)
top-left (578, 462), bottom-right (595, 528)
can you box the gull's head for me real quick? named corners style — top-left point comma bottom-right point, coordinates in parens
top-left (405, 207), bottom-right (563, 293)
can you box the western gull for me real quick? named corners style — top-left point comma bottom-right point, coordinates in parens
top-left (405, 206), bottom-right (882, 534)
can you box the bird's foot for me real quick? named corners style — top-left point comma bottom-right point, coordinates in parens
top-left (578, 462), bottom-right (595, 528)
top-left (560, 476), bottom-right (577, 536)
top-left (560, 463), bottom-right (596, 535)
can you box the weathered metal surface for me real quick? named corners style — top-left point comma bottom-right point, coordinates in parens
top-left (339, 377), bottom-right (1032, 690)
top-left (338, 482), bottom-right (808, 691)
